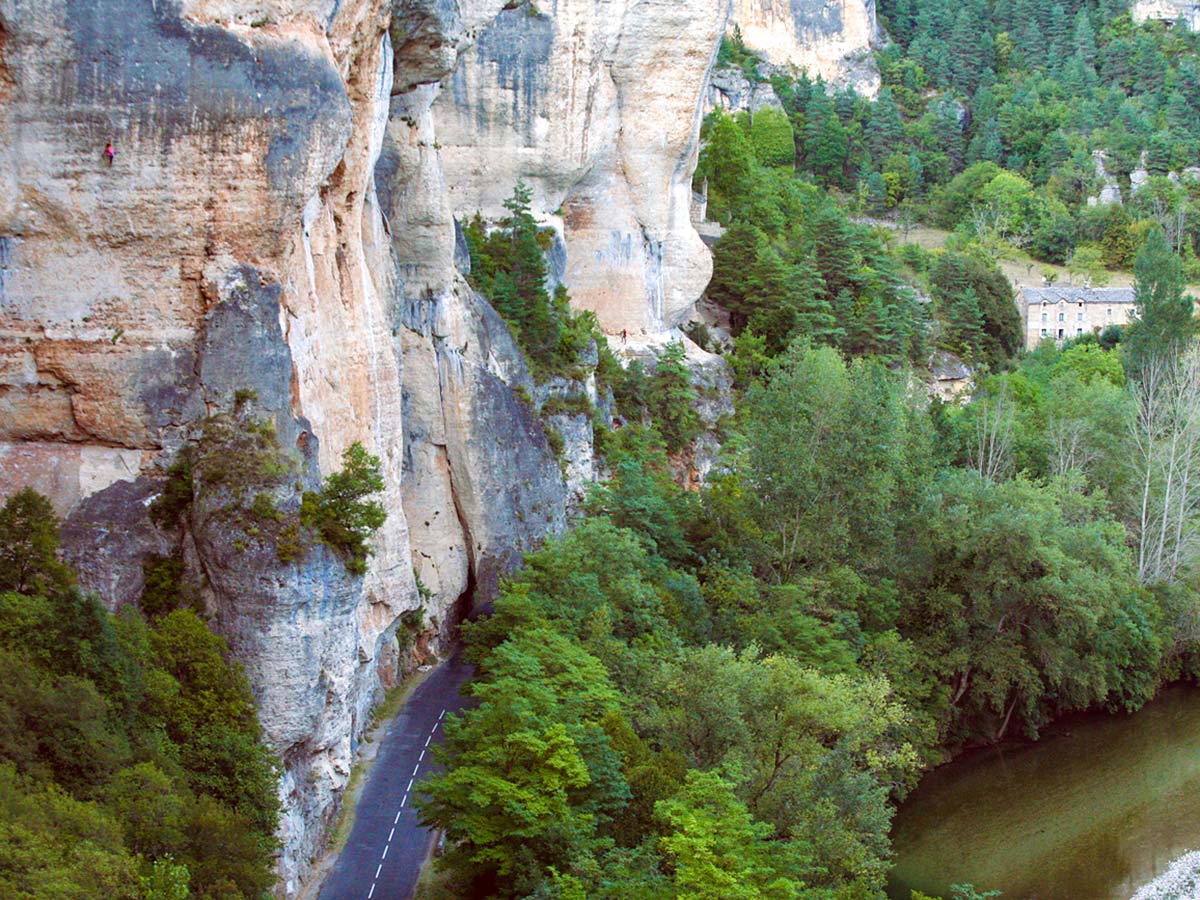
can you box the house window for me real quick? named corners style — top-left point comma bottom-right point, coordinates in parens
top-left (1077, 311), bottom-right (1084, 321)
top-left (1077, 327), bottom-right (1084, 335)
top-left (1107, 308), bottom-right (1112, 317)
top-left (1042, 312), bottom-right (1048, 322)
top-left (1059, 312), bottom-right (1066, 321)
top-left (1041, 328), bottom-right (1048, 337)
top-left (1058, 328), bottom-right (1065, 339)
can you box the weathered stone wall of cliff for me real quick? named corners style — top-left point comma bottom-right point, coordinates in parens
top-left (1131, 0), bottom-right (1200, 28)
top-left (0, 0), bottom-right (569, 891)
top-left (431, 0), bottom-right (729, 336)
top-left (729, 0), bottom-right (880, 96)
top-left (0, 0), bottom-right (868, 891)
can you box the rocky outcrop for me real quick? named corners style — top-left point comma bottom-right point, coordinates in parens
top-left (708, 63), bottom-right (784, 113)
top-left (730, 0), bottom-right (880, 96)
top-left (0, 0), bottom-right (574, 891)
top-left (431, 0), bottom-right (729, 335)
top-left (1088, 150), bottom-right (1123, 206)
top-left (0, 0), bottom-right (743, 893)
top-left (0, 2), bottom-right (418, 890)
top-left (1131, 0), bottom-right (1200, 29)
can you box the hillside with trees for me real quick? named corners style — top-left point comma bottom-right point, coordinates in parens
top-left (416, 4), bottom-right (1200, 889)
top-left (0, 490), bottom-right (280, 900)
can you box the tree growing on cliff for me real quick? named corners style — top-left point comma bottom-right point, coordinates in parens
top-left (301, 441), bottom-right (387, 576)
top-left (0, 488), bottom-right (74, 598)
top-left (0, 492), bottom-right (280, 900)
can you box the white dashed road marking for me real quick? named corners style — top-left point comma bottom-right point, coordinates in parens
top-left (364, 706), bottom-right (452, 899)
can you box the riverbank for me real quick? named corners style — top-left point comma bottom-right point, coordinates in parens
top-left (888, 683), bottom-right (1200, 900)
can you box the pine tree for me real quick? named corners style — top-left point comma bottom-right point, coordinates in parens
top-left (949, 6), bottom-right (985, 95)
top-left (803, 87), bottom-right (851, 186)
top-left (708, 221), bottom-right (768, 328)
top-left (790, 255), bottom-right (838, 345)
top-left (967, 118), bottom-right (1005, 164)
top-left (742, 245), bottom-right (793, 342)
top-left (1044, 3), bottom-right (1070, 73)
top-left (885, 0), bottom-right (917, 46)
top-left (867, 88), bottom-right (904, 165)
top-left (500, 181), bottom-right (557, 356)
top-left (1073, 8), bottom-right (1097, 67)
top-left (1126, 228), bottom-right (1198, 377)
top-left (932, 94), bottom-right (966, 172)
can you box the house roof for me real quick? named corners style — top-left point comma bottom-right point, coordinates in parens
top-left (1020, 286), bottom-right (1136, 305)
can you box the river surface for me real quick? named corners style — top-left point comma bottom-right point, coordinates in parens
top-left (888, 685), bottom-right (1200, 900)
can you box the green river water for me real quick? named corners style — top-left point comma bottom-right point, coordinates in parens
top-left (888, 685), bottom-right (1200, 900)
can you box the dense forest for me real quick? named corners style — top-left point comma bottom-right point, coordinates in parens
top-left (421, 1), bottom-right (1200, 896)
top-left (0, 490), bottom-right (280, 900)
top-left (5, 0), bottom-right (1200, 898)
top-left (712, 0), bottom-right (1200, 274)
top-left (418, 328), bottom-right (1199, 899)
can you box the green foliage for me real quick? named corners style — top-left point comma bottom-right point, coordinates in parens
top-left (301, 441), bottom-right (387, 576)
top-left (544, 425), bottom-right (566, 462)
top-left (929, 252), bottom-right (1022, 368)
top-left (423, 313), bottom-right (1182, 900)
top-left (656, 770), bottom-right (797, 900)
top-left (734, 343), bottom-right (929, 580)
top-left (0, 495), bottom-right (278, 899)
top-left (648, 343), bottom-right (703, 453)
top-left (150, 457), bottom-right (194, 530)
top-left (463, 184), bottom-right (604, 382)
top-left (423, 411), bottom-right (927, 900)
top-left (0, 763), bottom-right (141, 900)
top-left (901, 471), bottom-right (1160, 743)
top-left (716, 26), bottom-right (763, 81)
top-left (1125, 226), bottom-right (1198, 377)
top-left (752, 0), bottom-right (1200, 269)
top-left (698, 115), bottom-right (933, 367)
top-left (154, 406), bottom-right (386, 577)
top-left (541, 391), bottom-right (594, 418)
top-left (748, 108), bottom-right (795, 169)
top-left (0, 488), bottom-right (74, 597)
top-left (140, 554), bottom-right (186, 620)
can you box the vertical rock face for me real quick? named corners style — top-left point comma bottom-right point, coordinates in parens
top-left (1131, 0), bottom-right (1200, 29)
top-left (0, 1), bottom-right (423, 890)
top-left (0, 0), bottom-right (730, 893)
top-left (432, 0), bottom-right (729, 335)
top-left (729, 0), bottom-right (880, 96)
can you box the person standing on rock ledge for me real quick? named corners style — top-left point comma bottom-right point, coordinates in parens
top-left (104, 141), bottom-right (114, 166)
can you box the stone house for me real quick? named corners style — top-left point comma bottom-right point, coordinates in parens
top-left (1020, 286), bottom-right (1137, 351)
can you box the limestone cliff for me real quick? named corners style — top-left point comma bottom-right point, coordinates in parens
top-left (0, 0), bottom-right (730, 892)
top-left (431, 0), bottom-right (728, 335)
top-left (1132, 0), bottom-right (1200, 29)
top-left (729, 0), bottom-right (880, 96)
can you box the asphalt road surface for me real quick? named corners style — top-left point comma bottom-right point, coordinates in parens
top-left (318, 654), bottom-right (474, 900)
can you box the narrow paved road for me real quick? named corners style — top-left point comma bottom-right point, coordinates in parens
top-left (319, 654), bottom-right (473, 900)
